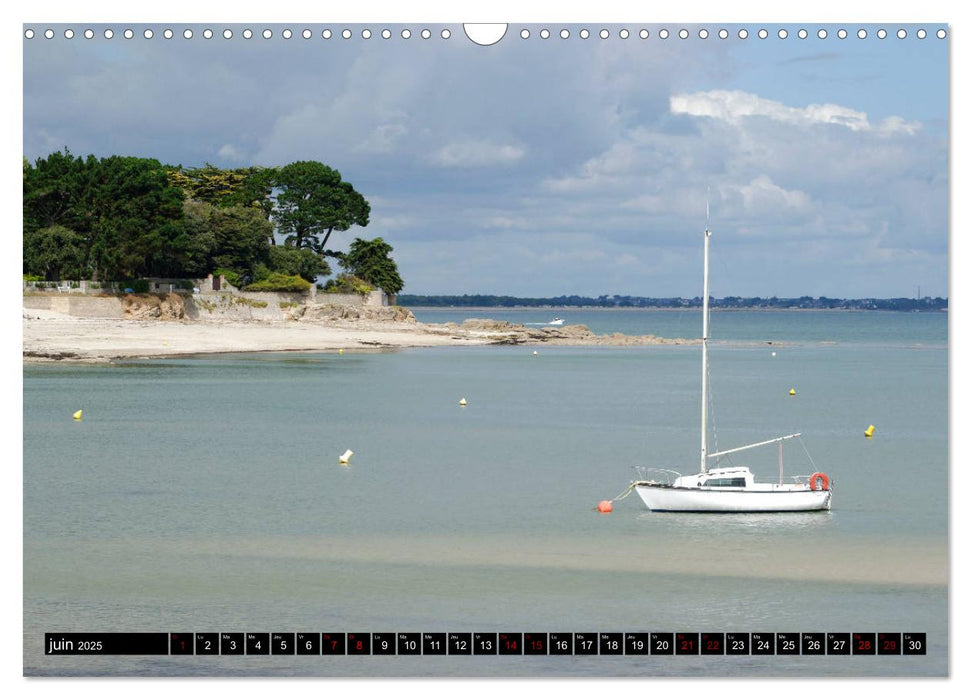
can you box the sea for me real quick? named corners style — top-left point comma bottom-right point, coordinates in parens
top-left (22, 308), bottom-right (948, 677)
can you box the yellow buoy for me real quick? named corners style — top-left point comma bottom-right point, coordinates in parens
top-left (72, 410), bottom-right (83, 421)
top-left (789, 388), bottom-right (796, 396)
top-left (338, 349), bottom-right (344, 355)
top-left (864, 425), bottom-right (875, 439)
top-left (339, 449), bottom-right (353, 464)
top-left (459, 398), bottom-right (467, 406)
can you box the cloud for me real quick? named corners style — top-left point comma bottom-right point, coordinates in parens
top-left (670, 89), bottom-right (921, 136)
top-left (217, 144), bottom-right (247, 162)
top-left (428, 139), bottom-right (525, 168)
top-left (732, 176), bottom-right (812, 218)
top-left (356, 122), bottom-right (409, 154)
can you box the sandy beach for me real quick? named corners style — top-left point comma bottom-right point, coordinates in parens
top-left (22, 307), bottom-right (695, 362)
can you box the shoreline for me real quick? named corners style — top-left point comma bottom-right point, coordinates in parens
top-left (409, 305), bottom-right (948, 313)
top-left (22, 309), bottom-right (697, 363)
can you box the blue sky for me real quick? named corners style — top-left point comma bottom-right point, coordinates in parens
top-left (21, 20), bottom-right (950, 298)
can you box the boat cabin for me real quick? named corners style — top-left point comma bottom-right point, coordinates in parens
top-left (674, 467), bottom-right (753, 489)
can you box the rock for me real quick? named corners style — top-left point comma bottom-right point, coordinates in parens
top-left (121, 293), bottom-right (185, 320)
top-left (159, 293), bottom-right (186, 320)
top-left (453, 319), bottom-right (694, 346)
top-left (299, 303), bottom-right (417, 324)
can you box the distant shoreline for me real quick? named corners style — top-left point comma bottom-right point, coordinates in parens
top-left (399, 294), bottom-right (946, 312)
top-left (408, 305), bottom-right (948, 313)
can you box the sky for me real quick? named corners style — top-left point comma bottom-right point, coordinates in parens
top-left (20, 19), bottom-right (950, 299)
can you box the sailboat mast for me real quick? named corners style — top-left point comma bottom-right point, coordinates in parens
top-left (700, 224), bottom-right (711, 473)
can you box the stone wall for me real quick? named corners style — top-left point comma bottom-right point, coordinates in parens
top-left (319, 290), bottom-right (389, 307)
top-left (183, 292), bottom-right (307, 321)
top-left (23, 294), bottom-right (125, 318)
top-left (24, 287), bottom-right (389, 321)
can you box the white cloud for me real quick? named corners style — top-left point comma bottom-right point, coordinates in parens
top-left (671, 90), bottom-right (921, 136)
top-left (429, 139), bottom-right (525, 168)
top-left (733, 176), bottom-right (812, 216)
top-left (356, 122), bottom-right (409, 154)
top-left (216, 144), bottom-right (246, 162)
top-left (371, 213), bottom-right (417, 231)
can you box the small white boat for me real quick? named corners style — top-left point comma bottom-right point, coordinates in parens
top-left (631, 217), bottom-right (832, 513)
top-left (548, 317), bottom-right (564, 326)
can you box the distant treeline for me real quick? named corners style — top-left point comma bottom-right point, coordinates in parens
top-left (398, 294), bottom-right (948, 311)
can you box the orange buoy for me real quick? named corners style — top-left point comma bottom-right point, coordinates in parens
top-left (597, 500), bottom-right (613, 513)
top-left (809, 472), bottom-right (830, 491)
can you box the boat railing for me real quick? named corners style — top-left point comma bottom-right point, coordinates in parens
top-left (633, 466), bottom-right (682, 485)
top-left (791, 474), bottom-right (834, 490)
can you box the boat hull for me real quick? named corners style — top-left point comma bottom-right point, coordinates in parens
top-left (634, 484), bottom-right (832, 512)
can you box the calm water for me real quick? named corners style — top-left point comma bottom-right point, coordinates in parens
top-left (412, 307), bottom-right (949, 347)
top-left (23, 310), bottom-right (948, 676)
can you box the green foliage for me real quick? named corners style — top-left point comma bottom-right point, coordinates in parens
top-left (183, 200), bottom-right (272, 283)
top-left (22, 274), bottom-right (44, 282)
top-left (274, 161), bottom-right (370, 254)
top-left (88, 156), bottom-right (187, 280)
top-left (232, 296), bottom-right (268, 308)
top-left (22, 149), bottom-right (94, 236)
top-left (167, 164), bottom-right (277, 220)
top-left (23, 225), bottom-right (84, 281)
top-left (118, 279), bottom-right (151, 293)
top-left (205, 205), bottom-right (272, 281)
top-left (23, 152), bottom-right (378, 292)
top-left (340, 237), bottom-right (404, 294)
top-left (323, 273), bottom-right (375, 296)
top-left (242, 273), bottom-right (312, 293)
top-left (213, 267), bottom-right (243, 289)
top-left (178, 201), bottom-right (219, 276)
top-left (267, 245), bottom-right (331, 283)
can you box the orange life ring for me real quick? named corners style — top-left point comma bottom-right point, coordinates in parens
top-left (809, 472), bottom-right (830, 491)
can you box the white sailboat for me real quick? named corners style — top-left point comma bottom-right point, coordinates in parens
top-left (632, 221), bottom-right (832, 513)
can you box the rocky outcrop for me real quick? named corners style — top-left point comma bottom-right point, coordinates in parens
top-left (121, 293), bottom-right (185, 320)
top-left (296, 303), bottom-right (417, 324)
top-left (447, 319), bottom-right (696, 346)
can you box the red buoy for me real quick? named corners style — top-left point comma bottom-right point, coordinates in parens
top-left (597, 500), bottom-right (613, 513)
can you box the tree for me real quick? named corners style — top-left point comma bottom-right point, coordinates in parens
top-left (203, 204), bottom-right (273, 282)
top-left (266, 245), bottom-right (331, 283)
top-left (23, 149), bottom-right (93, 236)
top-left (340, 237), bottom-right (404, 295)
top-left (274, 161), bottom-right (370, 255)
top-left (178, 201), bottom-right (219, 277)
top-left (167, 164), bottom-right (278, 223)
top-left (24, 225), bottom-right (84, 280)
top-left (86, 156), bottom-right (186, 280)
